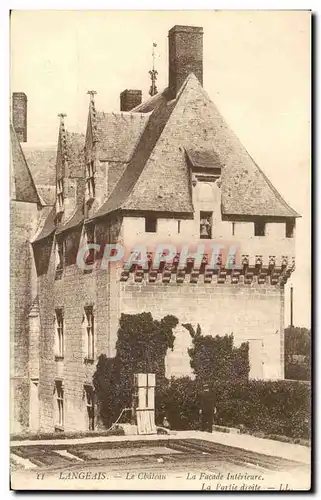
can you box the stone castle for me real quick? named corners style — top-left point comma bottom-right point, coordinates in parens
top-left (10, 25), bottom-right (298, 433)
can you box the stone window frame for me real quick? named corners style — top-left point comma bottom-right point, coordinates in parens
top-left (83, 305), bottom-right (95, 363)
top-left (200, 211), bottom-right (213, 239)
top-left (54, 308), bottom-right (64, 360)
top-left (55, 237), bottom-right (65, 280)
top-left (54, 379), bottom-right (64, 430)
top-left (84, 223), bottom-right (96, 266)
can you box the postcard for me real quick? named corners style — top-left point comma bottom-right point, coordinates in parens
top-left (10, 9), bottom-right (311, 491)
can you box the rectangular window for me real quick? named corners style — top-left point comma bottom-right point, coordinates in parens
top-left (286, 220), bottom-right (295, 238)
top-left (200, 211), bottom-right (212, 239)
top-left (55, 309), bottom-right (64, 358)
top-left (145, 217), bottom-right (157, 233)
top-left (232, 222), bottom-right (235, 236)
top-left (86, 161), bottom-right (95, 200)
top-left (177, 220), bottom-right (181, 234)
top-left (55, 380), bottom-right (64, 428)
top-left (254, 221), bottom-right (266, 236)
top-left (84, 306), bottom-right (95, 360)
top-left (85, 386), bottom-right (95, 431)
top-left (57, 178), bottom-right (64, 212)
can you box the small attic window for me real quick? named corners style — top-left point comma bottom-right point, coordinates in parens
top-left (254, 221), bottom-right (266, 237)
top-left (200, 211), bottom-right (212, 239)
top-left (145, 217), bottom-right (157, 233)
top-left (286, 220), bottom-right (295, 238)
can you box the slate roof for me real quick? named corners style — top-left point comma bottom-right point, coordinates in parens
top-left (21, 144), bottom-right (56, 185)
top-left (90, 74), bottom-right (299, 220)
top-left (95, 111), bottom-right (150, 162)
top-left (10, 125), bottom-right (40, 204)
top-left (64, 131), bottom-right (85, 177)
top-left (31, 206), bottom-right (56, 243)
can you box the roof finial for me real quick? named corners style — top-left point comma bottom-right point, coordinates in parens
top-left (87, 90), bottom-right (97, 104)
top-left (57, 113), bottom-right (67, 126)
top-left (149, 43), bottom-right (158, 97)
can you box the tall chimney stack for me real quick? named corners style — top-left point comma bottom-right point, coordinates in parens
top-left (168, 25), bottom-right (203, 99)
top-left (120, 89), bottom-right (142, 111)
top-left (12, 92), bottom-right (27, 143)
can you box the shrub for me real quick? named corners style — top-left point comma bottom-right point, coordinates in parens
top-left (156, 377), bottom-right (311, 440)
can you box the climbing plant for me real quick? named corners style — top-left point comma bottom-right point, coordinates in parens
top-left (93, 312), bottom-right (178, 428)
top-left (182, 323), bottom-right (249, 383)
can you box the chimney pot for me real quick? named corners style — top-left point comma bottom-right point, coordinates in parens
top-left (12, 92), bottom-right (27, 142)
top-left (168, 25), bottom-right (203, 99)
top-left (120, 89), bottom-right (142, 111)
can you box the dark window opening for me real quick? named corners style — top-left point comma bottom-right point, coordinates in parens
top-left (55, 381), bottom-right (64, 428)
top-left (177, 220), bottom-right (181, 234)
top-left (254, 221), bottom-right (266, 237)
top-left (84, 306), bottom-right (94, 360)
top-left (145, 217), bottom-right (157, 233)
top-left (232, 222), bottom-right (235, 236)
top-left (200, 212), bottom-right (212, 239)
top-left (85, 224), bottom-right (96, 265)
top-left (286, 220), bottom-right (295, 238)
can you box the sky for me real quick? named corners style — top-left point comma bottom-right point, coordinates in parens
top-left (10, 10), bottom-right (311, 327)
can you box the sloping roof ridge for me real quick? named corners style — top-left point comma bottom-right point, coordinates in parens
top-left (97, 109), bottom-right (152, 118)
top-left (195, 83), bottom-right (300, 218)
top-left (90, 93), bottom-right (179, 220)
top-left (10, 124), bottom-right (41, 205)
top-left (248, 154), bottom-right (300, 218)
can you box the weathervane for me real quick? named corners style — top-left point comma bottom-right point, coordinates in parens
top-left (149, 43), bottom-right (158, 97)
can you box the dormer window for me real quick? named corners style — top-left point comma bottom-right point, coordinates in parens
top-left (57, 178), bottom-right (64, 213)
top-left (200, 211), bottom-right (212, 239)
top-left (86, 160), bottom-right (95, 201)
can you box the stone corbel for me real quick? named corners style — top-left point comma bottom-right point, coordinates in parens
top-left (162, 264), bottom-right (172, 283)
top-left (270, 266), bottom-right (282, 285)
top-left (148, 268), bottom-right (158, 283)
top-left (190, 267), bottom-right (200, 283)
top-left (134, 267), bottom-right (144, 283)
top-left (204, 266), bottom-right (214, 283)
top-left (231, 270), bottom-right (240, 284)
top-left (120, 269), bottom-right (130, 282)
top-left (258, 267), bottom-right (268, 284)
top-left (217, 268), bottom-right (227, 284)
top-left (176, 268), bottom-right (186, 284)
top-left (244, 270), bottom-right (254, 284)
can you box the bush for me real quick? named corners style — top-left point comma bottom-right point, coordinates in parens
top-left (157, 378), bottom-right (311, 440)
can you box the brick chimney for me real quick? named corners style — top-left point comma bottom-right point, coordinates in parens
top-left (12, 92), bottom-right (27, 142)
top-left (120, 89), bottom-right (142, 111)
top-left (168, 25), bottom-right (203, 99)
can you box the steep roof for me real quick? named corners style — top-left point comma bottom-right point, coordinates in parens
top-left (95, 111), bottom-right (150, 162)
top-left (21, 144), bottom-right (56, 185)
top-left (10, 125), bottom-right (40, 204)
top-left (64, 131), bottom-right (85, 177)
top-left (91, 74), bottom-right (299, 220)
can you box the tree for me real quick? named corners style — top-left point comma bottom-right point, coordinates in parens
top-left (284, 326), bottom-right (311, 380)
top-left (93, 312), bottom-right (178, 427)
top-left (182, 323), bottom-right (249, 383)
